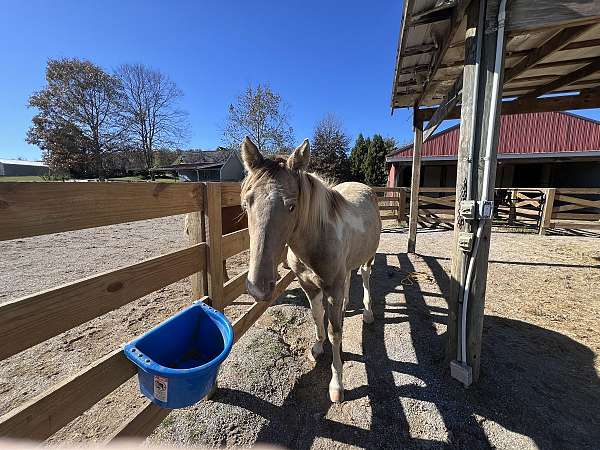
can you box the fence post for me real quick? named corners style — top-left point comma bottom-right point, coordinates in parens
top-left (539, 187), bottom-right (556, 235)
top-left (186, 209), bottom-right (208, 299)
top-left (408, 124), bottom-right (423, 253)
top-left (205, 183), bottom-right (224, 310)
top-left (398, 188), bottom-right (407, 224)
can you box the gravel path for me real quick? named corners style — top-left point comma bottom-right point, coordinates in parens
top-left (1, 218), bottom-right (599, 449)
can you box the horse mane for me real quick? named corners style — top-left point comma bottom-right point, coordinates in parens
top-left (296, 171), bottom-right (346, 233)
top-left (241, 156), bottom-right (347, 233)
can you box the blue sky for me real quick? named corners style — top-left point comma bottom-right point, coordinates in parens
top-left (0, 0), bottom-right (417, 160)
top-left (2, 1), bottom-right (599, 161)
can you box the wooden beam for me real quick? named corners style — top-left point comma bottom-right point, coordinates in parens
top-left (223, 270), bottom-right (248, 307)
top-left (205, 183), bottom-right (225, 311)
top-left (506, 0), bottom-right (600, 33)
top-left (186, 211), bottom-right (208, 300)
top-left (0, 349), bottom-right (135, 440)
top-left (504, 25), bottom-right (592, 83)
top-left (407, 121), bottom-right (423, 253)
top-left (423, 76), bottom-right (463, 142)
top-left (0, 182), bottom-right (204, 241)
top-left (415, 90), bottom-right (600, 122)
top-left (410, 1), bottom-right (455, 25)
top-left (449, 0), bottom-right (506, 384)
top-left (519, 58), bottom-right (600, 99)
top-left (0, 243), bottom-right (206, 361)
top-left (221, 228), bottom-right (250, 259)
top-left (108, 401), bottom-right (170, 440)
top-left (403, 43), bottom-right (439, 56)
top-left (416, 0), bottom-right (471, 106)
top-left (220, 182), bottom-right (242, 207)
top-left (232, 270), bottom-right (296, 344)
top-left (539, 188), bottom-right (556, 235)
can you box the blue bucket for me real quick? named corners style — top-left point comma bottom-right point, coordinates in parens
top-left (124, 301), bottom-right (234, 409)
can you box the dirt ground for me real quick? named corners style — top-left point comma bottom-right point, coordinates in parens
top-left (1, 218), bottom-right (599, 449)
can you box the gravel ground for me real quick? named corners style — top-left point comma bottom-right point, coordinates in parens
top-left (1, 218), bottom-right (599, 449)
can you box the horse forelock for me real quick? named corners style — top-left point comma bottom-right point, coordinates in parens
top-left (241, 156), bottom-right (346, 233)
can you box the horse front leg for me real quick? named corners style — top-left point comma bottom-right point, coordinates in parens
top-left (298, 278), bottom-right (326, 362)
top-left (326, 282), bottom-right (345, 403)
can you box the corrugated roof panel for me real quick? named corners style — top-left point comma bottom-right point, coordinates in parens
top-left (387, 111), bottom-right (600, 161)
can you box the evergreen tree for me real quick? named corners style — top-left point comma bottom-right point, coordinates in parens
top-left (310, 114), bottom-right (351, 183)
top-left (364, 134), bottom-right (388, 186)
top-left (349, 133), bottom-right (370, 183)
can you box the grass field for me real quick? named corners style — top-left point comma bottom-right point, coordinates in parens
top-left (0, 175), bottom-right (178, 183)
top-left (0, 176), bottom-right (47, 182)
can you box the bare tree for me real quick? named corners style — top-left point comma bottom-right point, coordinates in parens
top-left (222, 83), bottom-right (294, 153)
top-left (116, 64), bottom-right (189, 178)
top-left (27, 58), bottom-right (124, 179)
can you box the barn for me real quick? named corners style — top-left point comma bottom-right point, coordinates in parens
top-left (0, 159), bottom-right (48, 177)
top-left (387, 111), bottom-right (600, 189)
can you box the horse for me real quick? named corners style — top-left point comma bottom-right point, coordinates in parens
top-left (240, 136), bottom-right (381, 403)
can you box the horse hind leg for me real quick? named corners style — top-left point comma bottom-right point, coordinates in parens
top-left (360, 257), bottom-right (374, 324)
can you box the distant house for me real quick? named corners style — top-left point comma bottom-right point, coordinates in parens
top-left (155, 147), bottom-right (245, 182)
top-left (0, 159), bottom-right (49, 177)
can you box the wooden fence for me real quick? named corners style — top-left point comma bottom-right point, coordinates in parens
top-left (0, 181), bottom-right (295, 441)
top-left (375, 186), bottom-right (600, 234)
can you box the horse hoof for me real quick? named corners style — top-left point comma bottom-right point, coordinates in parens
top-left (363, 310), bottom-right (374, 324)
top-left (308, 342), bottom-right (324, 362)
top-left (329, 388), bottom-right (344, 403)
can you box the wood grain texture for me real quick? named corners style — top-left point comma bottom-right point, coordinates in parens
top-left (0, 243), bottom-right (206, 361)
top-left (223, 270), bottom-right (248, 307)
top-left (221, 228), bottom-right (250, 259)
top-left (108, 401), bottom-right (171, 440)
top-left (507, 1), bottom-right (600, 32)
top-left (408, 125), bottom-right (423, 253)
top-left (0, 182), bottom-right (204, 241)
top-left (232, 270), bottom-right (295, 344)
top-left (220, 182), bottom-right (242, 207)
top-left (186, 211), bottom-right (208, 299)
top-left (205, 183), bottom-right (224, 311)
top-left (0, 349), bottom-right (136, 440)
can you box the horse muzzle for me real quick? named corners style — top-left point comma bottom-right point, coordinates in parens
top-left (246, 278), bottom-right (276, 302)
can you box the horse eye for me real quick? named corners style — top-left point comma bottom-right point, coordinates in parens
top-left (289, 204), bottom-right (295, 212)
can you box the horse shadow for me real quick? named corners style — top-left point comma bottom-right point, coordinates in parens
top-left (215, 251), bottom-right (600, 449)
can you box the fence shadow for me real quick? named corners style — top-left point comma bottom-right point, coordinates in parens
top-left (214, 250), bottom-right (600, 449)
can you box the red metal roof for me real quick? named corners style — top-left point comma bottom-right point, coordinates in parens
top-left (387, 112), bottom-right (600, 161)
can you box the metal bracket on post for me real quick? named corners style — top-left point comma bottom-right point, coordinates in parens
top-left (458, 232), bottom-right (474, 252)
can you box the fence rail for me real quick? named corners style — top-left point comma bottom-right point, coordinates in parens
top-left (0, 181), bottom-right (296, 441)
top-left (375, 186), bottom-right (600, 233)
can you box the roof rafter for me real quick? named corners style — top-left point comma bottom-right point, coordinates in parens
top-left (415, 0), bottom-right (471, 107)
top-left (520, 58), bottom-right (600, 99)
top-left (504, 25), bottom-right (593, 82)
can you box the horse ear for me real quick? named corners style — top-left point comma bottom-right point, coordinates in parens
top-left (287, 139), bottom-right (310, 171)
top-left (241, 137), bottom-right (263, 171)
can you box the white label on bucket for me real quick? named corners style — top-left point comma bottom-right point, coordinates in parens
top-left (153, 375), bottom-right (168, 402)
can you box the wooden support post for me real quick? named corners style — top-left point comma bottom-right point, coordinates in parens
top-left (539, 187), bottom-right (556, 235)
top-left (205, 183), bottom-right (224, 311)
top-left (186, 210), bottom-right (208, 299)
top-left (448, 0), bottom-right (506, 384)
top-left (407, 120), bottom-right (423, 253)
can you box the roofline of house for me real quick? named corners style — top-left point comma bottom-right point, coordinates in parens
top-left (387, 150), bottom-right (600, 163)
